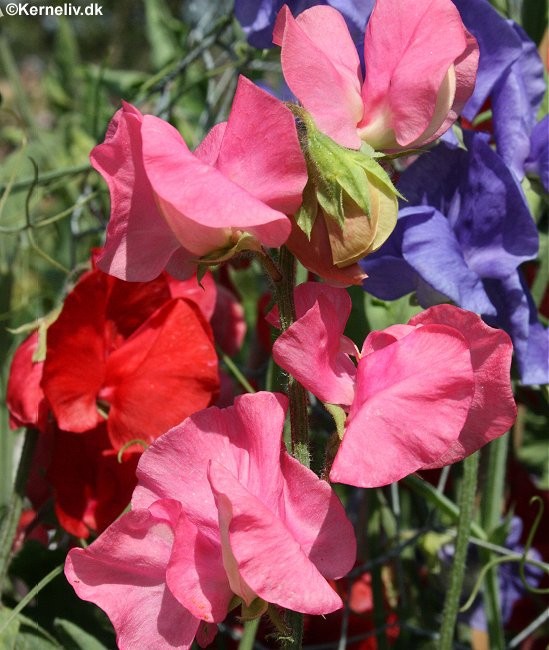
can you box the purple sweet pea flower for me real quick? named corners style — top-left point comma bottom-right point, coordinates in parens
top-left (525, 117), bottom-right (549, 192)
top-left (438, 0), bottom-right (545, 181)
top-left (361, 130), bottom-right (548, 385)
top-left (234, 0), bottom-right (373, 51)
top-left (451, 0), bottom-right (525, 120)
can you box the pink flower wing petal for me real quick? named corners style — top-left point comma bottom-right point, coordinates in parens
top-left (330, 325), bottom-right (475, 487)
top-left (166, 511), bottom-right (232, 623)
top-left (65, 501), bottom-right (200, 650)
top-left (428, 28), bottom-right (479, 144)
top-left (266, 281), bottom-right (352, 328)
top-left (208, 461), bottom-right (343, 615)
top-left (410, 305), bottom-right (516, 466)
top-left (141, 115), bottom-right (291, 251)
top-left (91, 103), bottom-right (181, 281)
top-left (361, 0), bottom-right (469, 147)
top-left (273, 295), bottom-right (356, 406)
top-left (193, 122), bottom-right (227, 166)
top-left (273, 5), bottom-right (363, 148)
top-left (215, 76), bottom-right (307, 214)
top-left (360, 324), bottom-right (415, 356)
top-left (280, 452), bottom-right (356, 579)
top-left (133, 392), bottom-right (287, 526)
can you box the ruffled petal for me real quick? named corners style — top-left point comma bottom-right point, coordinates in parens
top-left (104, 299), bottom-right (218, 448)
top-left (65, 500), bottom-right (200, 650)
top-left (91, 103), bottom-right (182, 281)
top-left (410, 305), bottom-right (516, 466)
top-left (273, 294), bottom-right (356, 406)
top-left (208, 461), bottom-right (343, 615)
top-left (274, 5), bottom-right (363, 148)
top-left (330, 325), bottom-right (475, 487)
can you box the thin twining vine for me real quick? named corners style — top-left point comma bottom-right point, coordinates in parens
top-left (460, 496), bottom-right (549, 614)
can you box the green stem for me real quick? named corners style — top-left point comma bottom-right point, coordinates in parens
top-left (439, 453), bottom-right (480, 649)
top-left (260, 247), bottom-right (308, 650)
top-left (0, 163), bottom-right (91, 196)
top-left (0, 564), bottom-right (64, 636)
top-left (403, 474), bottom-right (486, 540)
top-left (479, 434), bottom-right (508, 648)
top-left (281, 610), bottom-right (303, 650)
top-left (270, 247), bottom-right (310, 468)
top-left (238, 617), bottom-right (260, 650)
top-left (368, 492), bottom-right (390, 650)
top-left (0, 428), bottom-right (39, 590)
top-left (219, 350), bottom-right (256, 395)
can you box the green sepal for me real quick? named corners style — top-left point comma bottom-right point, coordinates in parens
top-left (240, 597), bottom-right (268, 621)
top-left (295, 108), bottom-right (402, 230)
top-left (197, 232), bottom-right (261, 266)
top-left (324, 403), bottom-right (347, 440)
top-left (294, 178), bottom-right (319, 239)
top-left (7, 306), bottom-right (62, 364)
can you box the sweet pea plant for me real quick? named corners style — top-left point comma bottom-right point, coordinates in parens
top-left (0, 0), bottom-right (548, 649)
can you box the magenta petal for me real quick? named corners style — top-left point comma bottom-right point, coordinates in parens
top-left (215, 76), bottom-right (307, 214)
top-left (166, 511), bottom-right (232, 623)
top-left (65, 500), bottom-right (200, 650)
top-left (360, 0), bottom-right (469, 147)
top-left (141, 115), bottom-right (291, 251)
top-left (266, 282), bottom-right (352, 327)
top-left (425, 28), bottom-right (480, 145)
top-left (330, 325), bottom-right (475, 487)
top-left (91, 103), bottom-right (181, 281)
top-left (410, 305), bottom-right (516, 466)
top-left (133, 392), bottom-right (288, 524)
top-left (280, 452), bottom-right (356, 579)
top-left (273, 295), bottom-right (356, 406)
top-left (208, 461), bottom-right (344, 615)
top-left (193, 122), bottom-right (227, 166)
top-left (274, 5), bottom-right (363, 148)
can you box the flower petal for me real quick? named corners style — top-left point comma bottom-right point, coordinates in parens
top-left (274, 5), bottom-right (363, 148)
top-left (42, 272), bottom-right (108, 433)
top-left (330, 325), bottom-right (475, 487)
top-left (410, 305), bottom-right (516, 466)
top-left (214, 76), bottom-right (307, 214)
top-left (166, 511), bottom-right (232, 623)
top-left (141, 115), bottom-right (291, 252)
top-left (360, 0), bottom-right (471, 147)
top-left (273, 294), bottom-right (356, 406)
top-left (280, 452), bottom-right (356, 579)
top-left (65, 500), bottom-right (200, 650)
top-left (133, 392), bottom-right (288, 526)
top-left (208, 461), bottom-right (343, 615)
top-left (7, 332), bottom-right (48, 432)
top-left (91, 103), bottom-right (183, 281)
top-left (104, 299), bottom-right (219, 448)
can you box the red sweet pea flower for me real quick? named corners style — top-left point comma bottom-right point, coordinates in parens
top-left (7, 266), bottom-right (221, 537)
top-left (41, 268), bottom-right (219, 449)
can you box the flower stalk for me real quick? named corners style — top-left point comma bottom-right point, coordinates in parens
top-left (439, 452), bottom-right (480, 649)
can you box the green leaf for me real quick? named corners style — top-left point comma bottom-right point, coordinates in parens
top-left (53, 619), bottom-right (108, 650)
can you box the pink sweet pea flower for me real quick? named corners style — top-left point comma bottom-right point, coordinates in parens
top-left (273, 0), bottom-right (479, 151)
top-left (272, 283), bottom-right (516, 487)
top-left (65, 392), bottom-right (357, 648)
top-left (92, 76), bottom-right (306, 281)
